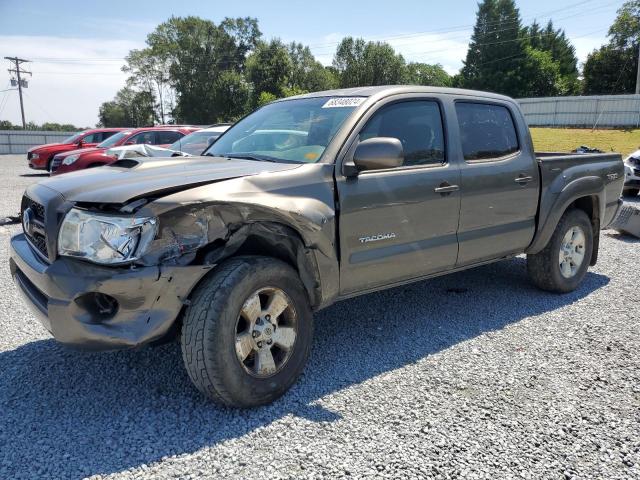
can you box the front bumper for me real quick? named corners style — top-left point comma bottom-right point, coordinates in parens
top-left (624, 165), bottom-right (640, 189)
top-left (10, 232), bottom-right (211, 350)
top-left (27, 153), bottom-right (47, 170)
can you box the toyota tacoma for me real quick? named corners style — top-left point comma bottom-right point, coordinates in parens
top-left (10, 86), bottom-right (624, 407)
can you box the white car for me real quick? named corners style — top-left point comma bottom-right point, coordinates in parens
top-left (107, 124), bottom-right (231, 159)
top-left (623, 149), bottom-right (640, 197)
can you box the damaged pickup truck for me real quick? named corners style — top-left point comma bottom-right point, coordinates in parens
top-left (10, 86), bottom-right (624, 407)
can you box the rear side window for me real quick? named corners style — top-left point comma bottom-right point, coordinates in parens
top-left (360, 100), bottom-right (445, 167)
top-left (156, 130), bottom-right (183, 144)
top-left (129, 132), bottom-right (155, 145)
top-left (455, 102), bottom-right (519, 161)
top-left (101, 131), bottom-right (117, 141)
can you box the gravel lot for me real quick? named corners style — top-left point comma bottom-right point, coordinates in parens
top-left (0, 154), bottom-right (639, 479)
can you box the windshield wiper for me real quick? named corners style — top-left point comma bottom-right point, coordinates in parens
top-left (221, 153), bottom-right (278, 163)
top-left (204, 152), bottom-right (302, 164)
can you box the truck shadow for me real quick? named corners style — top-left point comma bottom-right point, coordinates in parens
top-left (0, 257), bottom-right (609, 479)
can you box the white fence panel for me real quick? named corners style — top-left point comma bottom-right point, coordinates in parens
top-left (0, 130), bottom-right (76, 154)
top-left (517, 95), bottom-right (640, 128)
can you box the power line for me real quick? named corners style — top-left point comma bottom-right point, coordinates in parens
top-left (306, 0), bottom-right (616, 51)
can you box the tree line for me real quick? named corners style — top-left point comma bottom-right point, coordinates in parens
top-left (94, 0), bottom-right (639, 127)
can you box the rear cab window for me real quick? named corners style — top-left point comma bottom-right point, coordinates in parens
top-left (455, 102), bottom-right (519, 161)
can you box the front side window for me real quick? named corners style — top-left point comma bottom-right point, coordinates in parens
top-left (82, 133), bottom-right (99, 143)
top-left (456, 102), bottom-right (519, 161)
top-left (62, 132), bottom-right (85, 144)
top-left (205, 97), bottom-right (361, 163)
top-left (359, 100), bottom-right (445, 167)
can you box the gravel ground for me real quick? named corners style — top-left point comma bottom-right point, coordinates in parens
top-left (0, 154), bottom-right (639, 479)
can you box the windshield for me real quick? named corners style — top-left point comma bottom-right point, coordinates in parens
top-left (169, 130), bottom-right (224, 155)
top-left (62, 132), bottom-right (86, 144)
top-left (204, 97), bottom-right (362, 163)
top-left (97, 131), bottom-right (131, 148)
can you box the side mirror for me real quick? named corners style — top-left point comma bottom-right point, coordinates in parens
top-left (76, 139), bottom-right (84, 147)
top-left (344, 137), bottom-right (404, 176)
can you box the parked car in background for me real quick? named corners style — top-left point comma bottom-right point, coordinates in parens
top-left (167, 124), bottom-right (231, 155)
top-left (50, 126), bottom-right (199, 175)
top-left (105, 124), bottom-right (231, 159)
top-left (26, 128), bottom-right (125, 171)
top-left (623, 149), bottom-right (640, 196)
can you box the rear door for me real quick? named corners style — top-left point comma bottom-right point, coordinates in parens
top-left (336, 97), bottom-right (461, 295)
top-left (454, 100), bottom-right (539, 265)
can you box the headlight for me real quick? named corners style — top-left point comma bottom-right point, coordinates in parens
top-left (31, 153), bottom-right (40, 160)
top-left (62, 154), bottom-right (80, 166)
top-left (58, 208), bottom-right (157, 264)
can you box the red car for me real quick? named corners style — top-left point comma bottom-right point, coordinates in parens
top-left (50, 126), bottom-right (199, 175)
top-left (27, 128), bottom-right (125, 171)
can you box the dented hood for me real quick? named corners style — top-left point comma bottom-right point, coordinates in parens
top-left (37, 156), bottom-right (301, 204)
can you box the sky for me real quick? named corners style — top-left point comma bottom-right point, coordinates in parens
top-left (0, 0), bottom-right (625, 127)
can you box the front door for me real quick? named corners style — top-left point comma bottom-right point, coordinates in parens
top-left (336, 99), bottom-right (461, 295)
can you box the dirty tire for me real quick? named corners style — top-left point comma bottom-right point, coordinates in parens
top-left (527, 208), bottom-right (593, 293)
top-left (181, 256), bottom-right (313, 407)
top-left (623, 188), bottom-right (639, 197)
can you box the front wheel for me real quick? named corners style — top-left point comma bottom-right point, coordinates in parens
top-left (181, 256), bottom-right (313, 407)
top-left (527, 209), bottom-right (593, 293)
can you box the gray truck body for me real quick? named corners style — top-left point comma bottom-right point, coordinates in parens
top-left (10, 86), bottom-right (624, 350)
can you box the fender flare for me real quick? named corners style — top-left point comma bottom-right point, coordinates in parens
top-left (526, 176), bottom-right (603, 255)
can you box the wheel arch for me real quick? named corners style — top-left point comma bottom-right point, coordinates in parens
top-left (194, 221), bottom-right (325, 310)
top-left (527, 175), bottom-right (604, 265)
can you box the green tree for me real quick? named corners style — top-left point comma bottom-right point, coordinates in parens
top-left (122, 48), bottom-right (172, 124)
top-left (246, 39), bottom-right (292, 107)
top-left (524, 20), bottom-right (580, 94)
top-left (404, 62), bottom-right (451, 86)
top-left (583, 46), bottom-right (637, 94)
top-left (459, 0), bottom-right (530, 97)
top-left (145, 16), bottom-right (260, 123)
top-left (521, 47), bottom-right (563, 96)
top-left (98, 87), bottom-right (155, 127)
top-left (583, 1), bottom-right (639, 94)
top-left (287, 42), bottom-right (338, 92)
top-left (333, 37), bottom-right (406, 87)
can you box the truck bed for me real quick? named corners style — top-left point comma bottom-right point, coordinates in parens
top-left (535, 151), bottom-right (624, 233)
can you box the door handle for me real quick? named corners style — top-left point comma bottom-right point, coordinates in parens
top-left (515, 174), bottom-right (533, 184)
top-left (434, 182), bottom-right (460, 195)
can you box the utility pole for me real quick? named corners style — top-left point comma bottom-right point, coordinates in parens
top-left (636, 44), bottom-right (640, 95)
top-left (4, 57), bottom-right (31, 128)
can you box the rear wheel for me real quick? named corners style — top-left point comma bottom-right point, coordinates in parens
top-left (181, 256), bottom-right (313, 407)
top-left (527, 209), bottom-right (593, 293)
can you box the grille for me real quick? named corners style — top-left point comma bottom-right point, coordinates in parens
top-left (634, 168), bottom-right (640, 177)
top-left (21, 195), bottom-right (49, 260)
top-left (50, 156), bottom-right (62, 172)
top-left (27, 152), bottom-right (33, 160)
